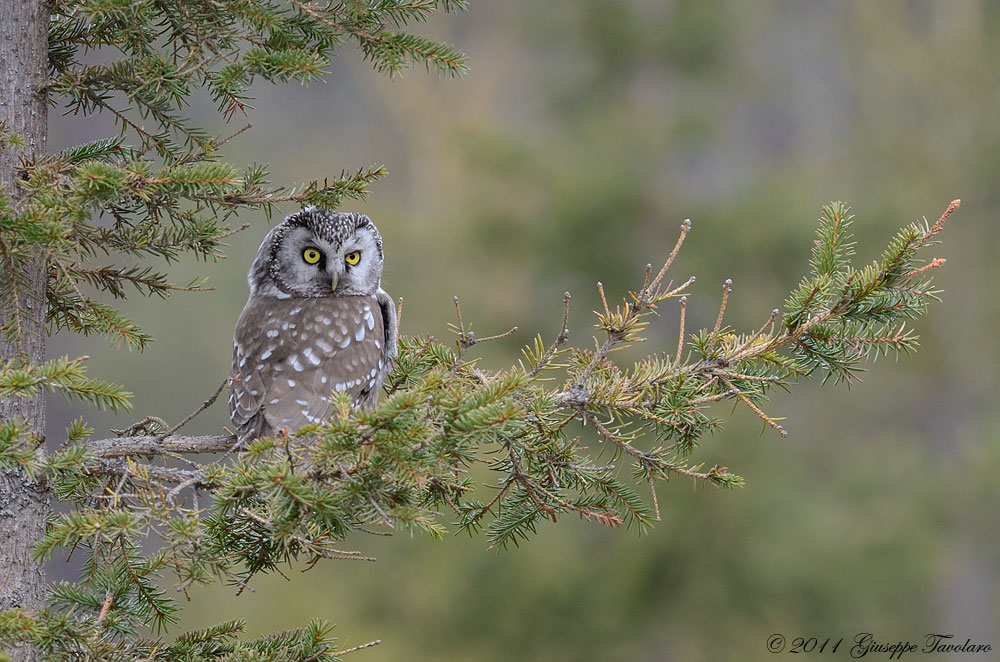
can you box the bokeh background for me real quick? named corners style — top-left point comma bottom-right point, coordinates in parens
top-left (46, 2), bottom-right (999, 660)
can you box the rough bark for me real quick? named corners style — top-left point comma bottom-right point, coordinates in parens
top-left (0, 1), bottom-right (51, 660)
top-left (86, 433), bottom-right (236, 458)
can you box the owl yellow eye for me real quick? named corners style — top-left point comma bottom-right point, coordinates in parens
top-left (345, 251), bottom-right (361, 266)
top-left (302, 248), bottom-right (321, 265)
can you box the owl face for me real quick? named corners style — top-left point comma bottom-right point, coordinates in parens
top-left (249, 208), bottom-right (384, 298)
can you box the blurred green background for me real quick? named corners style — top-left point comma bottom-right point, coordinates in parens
top-left (46, 1), bottom-right (999, 660)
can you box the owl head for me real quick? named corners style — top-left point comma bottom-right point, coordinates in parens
top-left (248, 207), bottom-right (385, 298)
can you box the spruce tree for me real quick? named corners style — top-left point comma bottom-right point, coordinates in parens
top-left (0, 2), bottom-right (954, 660)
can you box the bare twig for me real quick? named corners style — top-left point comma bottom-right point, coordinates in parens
top-left (530, 291), bottom-right (572, 378)
top-left (728, 308), bottom-right (780, 363)
top-left (216, 223), bottom-right (251, 241)
top-left (674, 296), bottom-right (687, 369)
top-left (474, 325), bottom-right (518, 344)
top-left (705, 278), bottom-right (732, 356)
top-left (719, 375), bottom-right (787, 437)
top-left (647, 218), bottom-right (692, 295)
top-left (689, 388), bottom-right (740, 405)
top-left (902, 257), bottom-right (946, 279)
top-left (161, 378), bottom-right (228, 438)
top-left (96, 591), bottom-right (114, 625)
top-left (647, 472), bottom-right (661, 522)
top-left (597, 281), bottom-right (610, 319)
top-left (166, 475), bottom-right (204, 504)
top-left (87, 458), bottom-right (210, 486)
top-left (337, 640), bottom-right (382, 657)
top-left (921, 198), bottom-right (960, 243)
top-left (449, 295), bottom-right (517, 373)
top-left (452, 295), bottom-right (466, 341)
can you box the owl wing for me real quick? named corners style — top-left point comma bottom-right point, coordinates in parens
top-left (375, 287), bottom-right (398, 364)
top-left (229, 296), bottom-right (298, 441)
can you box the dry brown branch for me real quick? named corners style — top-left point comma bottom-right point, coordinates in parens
top-left (86, 433), bottom-right (235, 458)
top-left (86, 458), bottom-right (209, 487)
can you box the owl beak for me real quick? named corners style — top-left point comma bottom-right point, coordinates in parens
top-left (329, 273), bottom-right (339, 291)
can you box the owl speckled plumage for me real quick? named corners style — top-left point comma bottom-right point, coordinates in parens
top-left (228, 207), bottom-right (397, 441)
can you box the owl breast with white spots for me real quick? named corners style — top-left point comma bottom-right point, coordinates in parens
top-left (228, 208), bottom-right (397, 441)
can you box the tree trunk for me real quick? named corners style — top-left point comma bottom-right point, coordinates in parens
top-left (0, 1), bottom-right (51, 661)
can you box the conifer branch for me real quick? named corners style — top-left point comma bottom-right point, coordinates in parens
top-left (85, 434), bottom-right (235, 458)
top-left (0, 2), bottom-right (960, 657)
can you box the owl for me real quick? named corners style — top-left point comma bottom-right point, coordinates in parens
top-left (228, 207), bottom-right (398, 441)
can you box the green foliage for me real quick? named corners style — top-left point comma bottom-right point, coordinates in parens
top-left (3, 0), bottom-right (467, 351)
top-left (0, 607), bottom-right (346, 660)
top-left (2, 197), bottom-right (954, 658)
top-left (0, 1), bottom-right (956, 659)
top-left (1, 2), bottom-right (467, 658)
top-left (0, 122), bottom-right (27, 151)
top-left (0, 356), bottom-right (131, 414)
top-left (783, 201), bottom-right (953, 384)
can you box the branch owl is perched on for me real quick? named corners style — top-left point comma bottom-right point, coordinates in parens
top-left (228, 208), bottom-right (398, 441)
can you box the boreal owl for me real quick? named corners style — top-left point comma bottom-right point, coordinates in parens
top-left (228, 207), bottom-right (397, 441)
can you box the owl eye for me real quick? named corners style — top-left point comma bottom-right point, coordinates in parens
top-left (302, 247), bottom-right (322, 265)
top-left (345, 251), bottom-right (361, 266)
